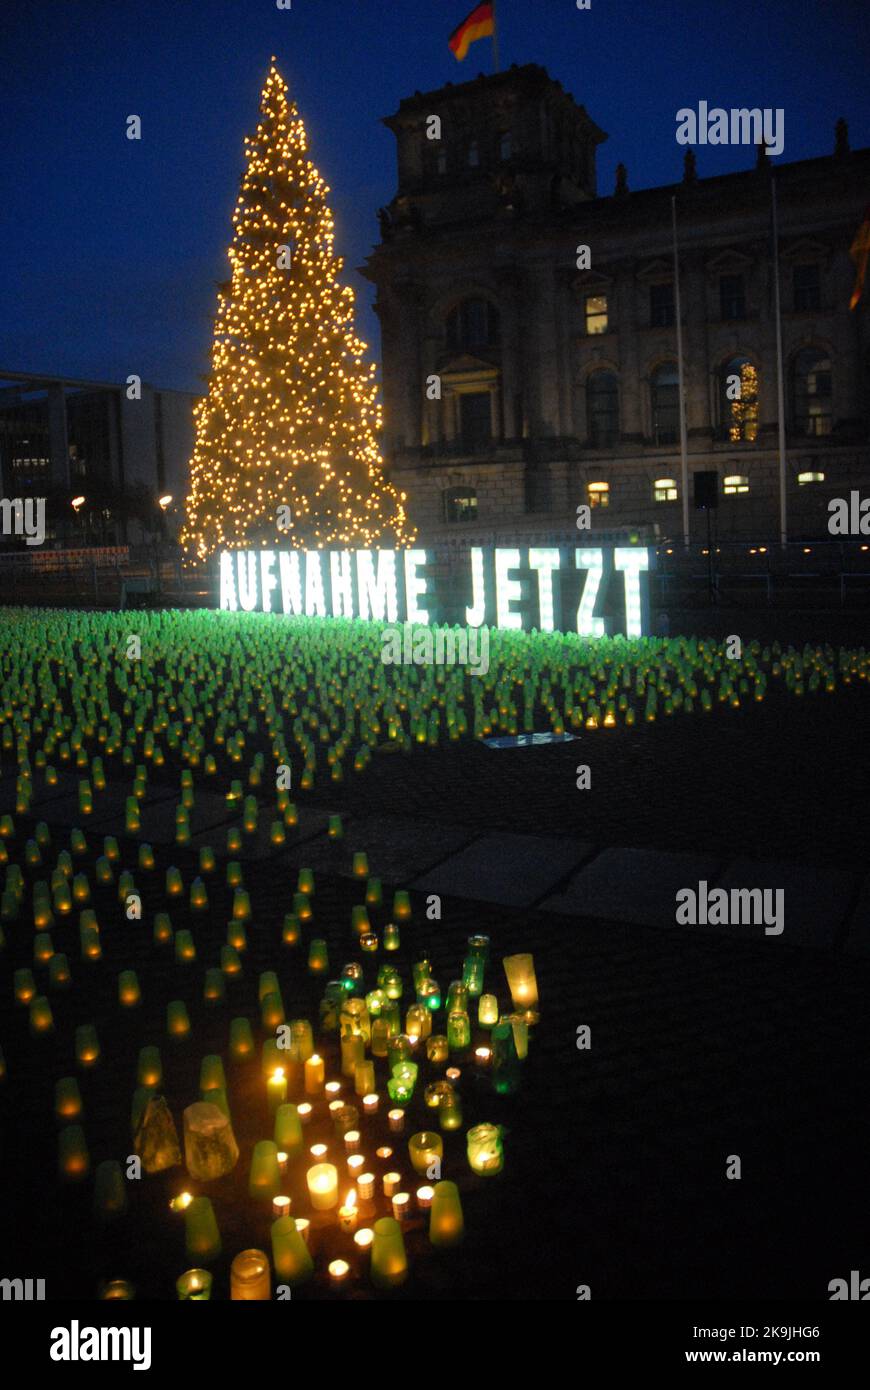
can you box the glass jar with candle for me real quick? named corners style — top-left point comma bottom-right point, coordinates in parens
top-left (467, 934), bottom-right (490, 967)
top-left (387, 1034), bottom-right (413, 1072)
top-left (288, 1019), bottom-right (314, 1063)
top-left (307, 939), bottom-right (328, 976)
top-left (408, 1131), bottom-right (443, 1178)
top-left (446, 980), bottom-right (468, 1014)
top-left (502, 952), bottom-right (539, 1020)
top-left (365, 988), bottom-right (386, 1018)
top-left (355, 1059), bottom-right (375, 1097)
top-left (306, 1162), bottom-right (339, 1211)
top-left (379, 966), bottom-right (402, 1001)
top-left (461, 954), bottom-right (485, 997)
top-left (426, 1034), bottom-right (449, 1064)
top-left (370, 1216), bottom-right (408, 1289)
top-left (478, 993), bottom-right (499, 1027)
top-left (447, 1009), bottom-right (471, 1052)
top-left (340, 997), bottom-right (371, 1045)
top-left (429, 1180), bottom-right (464, 1248)
top-left (383, 922), bottom-right (400, 952)
top-left (424, 1079), bottom-right (454, 1111)
top-left (405, 1003), bottom-right (431, 1041)
top-left (176, 1269), bottom-right (213, 1300)
top-left (230, 1249), bottom-right (271, 1301)
top-left (438, 1089), bottom-right (463, 1132)
top-left (466, 1122), bottom-right (504, 1176)
top-left (412, 958), bottom-right (432, 991)
top-left (387, 1061), bottom-right (418, 1105)
top-left (417, 977), bottom-right (441, 1011)
top-left (371, 1017), bottom-right (390, 1057)
top-left (270, 1213), bottom-right (313, 1286)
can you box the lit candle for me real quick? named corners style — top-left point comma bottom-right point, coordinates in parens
top-left (230, 1248), bottom-right (270, 1301)
top-left (344, 1130), bottom-right (361, 1154)
top-left (392, 1192), bottom-right (410, 1221)
top-left (338, 1190), bottom-right (358, 1232)
top-left (354, 1227), bottom-right (374, 1251)
top-left (416, 1185), bottom-right (434, 1209)
top-left (478, 993), bottom-right (499, 1027)
top-left (426, 1035), bottom-right (449, 1064)
top-left (475, 1046), bottom-right (492, 1066)
top-left (267, 1068), bottom-right (288, 1112)
top-left (295, 1217), bottom-right (311, 1245)
top-left (363, 1092), bottom-right (379, 1115)
top-left (304, 1053), bottom-right (325, 1095)
top-left (408, 1131), bottom-right (443, 1178)
top-left (272, 1195), bottom-right (291, 1221)
top-left (446, 1067), bottom-right (461, 1083)
top-left (376, 1146), bottom-right (393, 1162)
top-left (170, 1191), bottom-right (194, 1213)
top-left (466, 1122), bottom-right (504, 1176)
top-left (347, 1153), bottom-right (366, 1180)
top-left (176, 1269), bottom-right (213, 1300)
top-left (310, 1143), bottom-right (328, 1161)
top-left (328, 1258), bottom-right (350, 1287)
top-left (297, 1103), bottom-right (313, 1126)
top-left (383, 922), bottom-right (400, 951)
top-left (306, 1162), bottom-right (339, 1211)
top-left (388, 1108), bottom-right (405, 1134)
top-left (324, 1080), bottom-right (342, 1099)
top-left (277, 1151), bottom-right (289, 1174)
top-left (357, 1172), bottom-right (375, 1201)
top-left (340, 1034), bottom-right (365, 1078)
top-left (502, 952), bottom-right (539, 1019)
top-left (383, 1171), bottom-right (401, 1197)
top-left (354, 1060), bottom-right (375, 1098)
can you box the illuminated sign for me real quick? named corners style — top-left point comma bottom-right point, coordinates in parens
top-left (218, 546), bottom-right (652, 637)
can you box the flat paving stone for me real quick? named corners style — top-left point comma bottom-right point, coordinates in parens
top-left (710, 857), bottom-right (858, 949)
top-left (843, 875), bottom-right (870, 956)
top-left (411, 831), bottom-right (593, 907)
top-left (540, 846), bottom-right (722, 928)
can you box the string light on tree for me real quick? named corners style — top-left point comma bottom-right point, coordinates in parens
top-left (181, 60), bottom-right (415, 561)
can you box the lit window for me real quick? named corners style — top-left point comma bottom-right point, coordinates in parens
top-left (585, 294), bottom-right (608, 335)
top-left (723, 474), bottom-right (749, 495)
top-left (444, 487), bottom-right (478, 523)
top-left (720, 357), bottom-right (758, 442)
top-left (587, 482), bottom-right (610, 508)
top-left (797, 471), bottom-right (825, 484)
top-left (654, 478), bottom-right (678, 502)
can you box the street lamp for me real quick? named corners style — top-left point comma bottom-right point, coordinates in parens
top-left (158, 494), bottom-right (172, 510)
top-left (71, 496), bottom-right (85, 512)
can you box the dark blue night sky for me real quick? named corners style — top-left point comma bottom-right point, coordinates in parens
top-left (1, 0), bottom-right (868, 393)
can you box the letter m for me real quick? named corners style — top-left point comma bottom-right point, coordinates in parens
top-left (0, 1278), bottom-right (24, 1299)
top-left (731, 887), bottom-right (763, 924)
top-left (733, 108), bottom-right (762, 145)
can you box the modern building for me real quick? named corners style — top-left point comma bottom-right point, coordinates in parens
top-left (0, 370), bottom-right (198, 546)
top-left (363, 64), bottom-right (870, 544)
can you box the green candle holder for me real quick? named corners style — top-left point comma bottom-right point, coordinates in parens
top-left (76, 1024), bottom-right (100, 1068)
top-left (328, 814), bottom-right (343, 840)
top-left (59, 1124), bottom-right (90, 1181)
top-left (383, 922), bottom-right (400, 952)
top-left (175, 930), bottom-right (196, 963)
top-left (249, 1140), bottom-right (281, 1200)
top-left (461, 955), bottom-right (485, 998)
top-left (438, 1090), bottom-right (463, 1132)
top-left (93, 1159), bottom-right (127, 1219)
top-left (429, 1180), bottom-right (464, 1248)
top-left (153, 912), bottom-right (173, 945)
top-left (293, 891), bottom-right (312, 922)
top-left (184, 1196), bottom-right (221, 1263)
top-left (392, 890), bottom-right (412, 922)
top-left (446, 980), bottom-right (468, 1014)
top-left (199, 1055), bottom-right (226, 1092)
top-left (370, 1216), bottom-right (408, 1289)
top-left (118, 971), bottom-right (141, 1008)
top-left (203, 968), bottom-right (226, 1006)
top-left (232, 888), bottom-right (251, 922)
top-left (365, 876), bottom-right (382, 907)
top-left (447, 1010), bottom-right (471, 1052)
top-left (297, 868), bottom-right (315, 895)
top-left (29, 995), bottom-right (53, 1035)
top-left (352, 851), bottom-right (369, 879)
top-left (55, 1076), bottom-right (83, 1121)
top-left (478, 993), bottom-right (499, 1027)
top-left (220, 945), bottom-right (242, 976)
top-left (229, 1017), bottom-right (255, 1062)
top-left (387, 1061), bottom-right (418, 1105)
top-left (466, 1122), bottom-right (504, 1176)
top-left (199, 846), bottom-right (216, 875)
top-left (271, 1215), bottom-right (314, 1286)
top-left (307, 939), bottom-right (328, 976)
top-left (273, 1103), bottom-right (304, 1158)
top-left (176, 1269), bottom-right (213, 1300)
top-left (426, 1034), bottom-right (449, 1064)
top-left (281, 913), bottom-right (300, 947)
top-left (408, 1131), bottom-right (443, 1178)
top-left (137, 1045), bottom-right (162, 1088)
top-left (167, 1000), bottom-right (191, 1039)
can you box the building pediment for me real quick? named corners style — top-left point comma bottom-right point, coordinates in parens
top-left (705, 247), bottom-right (756, 273)
top-left (780, 237), bottom-right (830, 263)
top-left (439, 353), bottom-right (498, 377)
top-left (636, 258), bottom-right (672, 283)
top-left (571, 268), bottom-right (612, 293)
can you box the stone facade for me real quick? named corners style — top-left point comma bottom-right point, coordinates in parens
top-left (362, 65), bottom-right (870, 545)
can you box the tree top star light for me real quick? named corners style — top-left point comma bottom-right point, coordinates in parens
top-left (181, 60), bottom-right (414, 561)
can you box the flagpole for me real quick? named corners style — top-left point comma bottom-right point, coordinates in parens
top-left (672, 195), bottom-right (690, 549)
top-left (771, 174), bottom-right (788, 549)
top-left (491, 0), bottom-right (501, 72)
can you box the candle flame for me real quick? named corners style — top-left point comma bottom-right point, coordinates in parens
top-left (346, 1188), bottom-right (357, 1211)
top-left (272, 1067), bottom-right (285, 1081)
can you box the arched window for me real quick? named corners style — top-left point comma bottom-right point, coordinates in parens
top-left (467, 140), bottom-right (480, 168)
top-left (650, 364), bottom-right (679, 445)
top-left (443, 487), bottom-right (478, 523)
top-left (720, 356), bottom-right (758, 442)
top-left (792, 349), bottom-right (832, 436)
top-left (586, 371), bottom-right (619, 447)
top-left (446, 298), bottom-right (500, 351)
top-left (499, 132), bottom-right (512, 161)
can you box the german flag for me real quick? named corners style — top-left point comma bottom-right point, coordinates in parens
top-left (449, 2), bottom-right (495, 62)
top-left (849, 205), bottom-right (870, 310)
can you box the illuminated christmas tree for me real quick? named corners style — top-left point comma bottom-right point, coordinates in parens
top-left (182, 61), bottom-right (414, 561)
